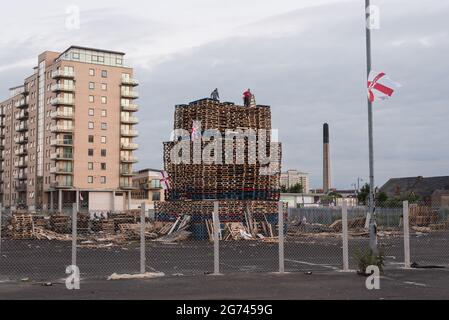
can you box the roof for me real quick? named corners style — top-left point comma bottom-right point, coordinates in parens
top-left (59, 45), bottom-right (125, 59)
top-left (380, 176), bottom-right (449, 199)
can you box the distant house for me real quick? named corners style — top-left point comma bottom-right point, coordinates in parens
top-left (379, 176), bottom-right (449, 205)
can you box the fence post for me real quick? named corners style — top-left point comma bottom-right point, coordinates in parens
top-left (278, 202), bottom-right (285, 273)
top-left (342, 200), bottom-right (349, 271)
top-left (403, 200), bottom-right (411, 269)
top-left (0, 203), bottom-right (2, 260)
top-left (140, 202), bottom-right (146, 274)
top-left (212, 201), bottom-right (221, 275)
top-left (72, 203), bottom-right (77, 267)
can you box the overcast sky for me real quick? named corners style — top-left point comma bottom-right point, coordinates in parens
top-left (1, 0), bottom-right (448, 190)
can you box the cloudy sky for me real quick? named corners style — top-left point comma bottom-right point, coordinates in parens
top-left (1, 0), bottom-right (448, 190)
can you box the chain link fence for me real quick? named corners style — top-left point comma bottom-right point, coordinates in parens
top-left (1, 200), bottom-right (448, 283)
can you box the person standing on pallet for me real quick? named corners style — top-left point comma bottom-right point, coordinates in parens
top-left (210, 88), bottom-right (220, 100)
top-left (243, 88), bottom-right (251, 107)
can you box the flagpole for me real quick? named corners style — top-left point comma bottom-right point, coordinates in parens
top-left (365, 0), bottom-right (378, 253)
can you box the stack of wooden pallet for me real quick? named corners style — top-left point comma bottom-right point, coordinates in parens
top-left (50, 215), bottom-right (71, 234)
top-left (11, 215), bottom-right (34, 239)
top-left (156, 98), bottom-right (286, 239)
top-left (410, 205), bottom-right (439, 226)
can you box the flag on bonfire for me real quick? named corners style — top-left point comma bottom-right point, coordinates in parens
top-left (191, 120), bottom-right (202, 141)
top-left (161, 170), bottom-right (171, 190)
top-left (367, 71), bottom-right (401, 102)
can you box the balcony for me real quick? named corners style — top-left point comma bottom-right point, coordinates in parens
top-left (120, 142), bottom-right (139, 150)
top-left (50, 167), bottom-right (73, 175)
top-left (120, 183), bottom-right (136, 190)
top-left (50, 98), bottom-right (75, 106)
top-left (0, 121), bottom-right (6, 127)
top-left (50, 110), bottom-right (74, 119)
top-left (120, 90), bottom-right (139, 99)
top-left (120, 156), bottom-right (138, 163)
top-left (14, 149), bottom-right (27, 156)
top-left (120, 169), bottom-right (135, 176)
top-left (121, 129), bottom-right (138, 137)
top-left (121, 116), bottom-right (139, 124)
top-left (50, 125), bottom-right (73, 133)
top-left (14, 160), bottom-right (27, 168)
top-left (121, 77), bottom-right (139, 86)
top-left (0, 131), bottom-right (4, 138)
top-left (51, 84), bottom-right (75, 92)
top-left (50, 138), bottom-right (73, 146)
top-left (144, 182), bottom-right (163, 190)
top-left (121, 103), bottom-right (139, 112)
top-left (15, 111), bottom-right (29, 120)
top-left (50, 181), bottom-right (73, 189)
top-left (16, 99), bottom-right (29, 108)
top-left (52, 70), bottom-right (75, 79)
top-left (15, 123), bottom-right (28, 132)
top-left (16, 173), bottom-right (27, 180)
top-left (15, 135), bottom-right (28, 144)
top-left (50, 153), bottom-right (73, 160)
top-left (16, 183), bottom-right (27, 192)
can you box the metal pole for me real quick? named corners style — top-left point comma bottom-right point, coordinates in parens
top-left (140, 202), bottom-right (146, 274)
top-left (278, 202), bottom-right (285, 273)
top-left (365, 0), bottom-right (378, 253)
top-left (403, 201), bottom-right (411, 268)
top-left (342, 200), bottom-right (349, 271)
top-left (72, 203), bottom-right (77, 267)
top-left (0, 203), bottom-right (2, 260)
top-left (212, 202), bottom-right (220, 275)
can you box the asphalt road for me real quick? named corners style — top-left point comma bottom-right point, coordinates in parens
top-left (1, 269), bottom-right (449, 300)
top-left (0, 231), bottom-right (448, 282)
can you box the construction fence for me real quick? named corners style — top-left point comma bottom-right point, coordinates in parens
top-left (0, 201), bottom-right (448, 283)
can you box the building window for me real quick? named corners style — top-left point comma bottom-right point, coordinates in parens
top-left (101, 96), bottom-right (107, 104)
top-left (89, 82), bottom-right (95, 90)
top-left (101, 109), bottom-right (107, 117)
top-left (98, 56), bottom-right (105, 63)
top-left (88, 162), bottom-right (93, 170)
top-left (152, 193), bottom-right (161, 201)
top-left (88, 135), bottom-right (94, 143)
top-left (89, 68), bottom-right (95, 76)
top-left (101, 163), bottom-right (106, 170)
top-left (88, 122), bottom-right (94, 129)
top-left (100, 176), bottom-right (106, 184)
top-left (89, 95), bottom-right (94, 103)
top-left (101, 123), bottom-right (107, 130)
top-left (101, 149), bottom-right (106, 157)
top-left (116, 58), bottom-right (123, 65)
top-left (101, 83), bottom-right (107, 91)
top-left (101, 136), bottom-right (107, 144)
top-left (101, 70), bottom-right (108, 78)
top-left (88, 149), bottom-right (94, 156)
top-left (72, 52), bottom-right (80, 60)
top-left (89, 108), bottom-right (94, 116)
top-left (88, 176), bottom-right (93, 184)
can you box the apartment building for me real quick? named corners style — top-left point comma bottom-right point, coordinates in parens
top-left (130, 169), bottom-right (165, 210)
top-left (0, 46), bottom-right (139, 212)
top-left (280, 169), bottom-right (310, 193)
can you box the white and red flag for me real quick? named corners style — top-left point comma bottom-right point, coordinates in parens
top-left (160, 170), bottom-right (171, 190)
top-left (191, 120), bottom-right (201, 141)
top-left (367, 71), bottom-right (400, 102)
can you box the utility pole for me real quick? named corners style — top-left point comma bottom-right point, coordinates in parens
top-left (365, 0), bottom-right (378, 253)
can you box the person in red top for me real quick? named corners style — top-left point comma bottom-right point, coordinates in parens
top-left (243, 88), bottom-right (251, 107)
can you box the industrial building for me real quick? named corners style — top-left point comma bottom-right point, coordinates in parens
top-left (0, 46), bottom-right (139, 212)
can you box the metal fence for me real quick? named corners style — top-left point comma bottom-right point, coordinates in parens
top-left (0, 201), bottom-right (448, 284)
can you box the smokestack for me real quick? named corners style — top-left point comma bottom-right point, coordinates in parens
top-left (323, 123), bottom-right (331, 194)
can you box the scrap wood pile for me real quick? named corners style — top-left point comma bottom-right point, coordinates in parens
top-left (409, 205), bottom-right (448, 230)
top-left (205, 211), bottom-right (279, 242)
top-left (287, 217), bottom-right (368, 238)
